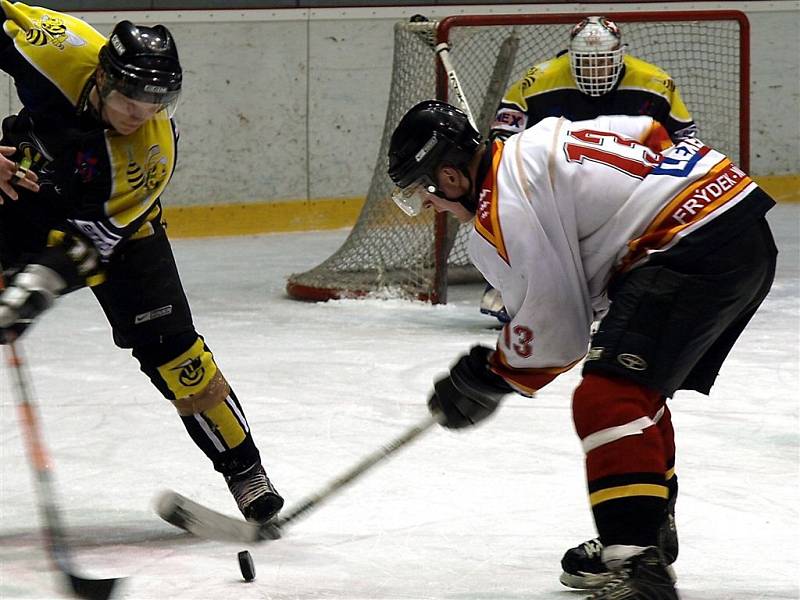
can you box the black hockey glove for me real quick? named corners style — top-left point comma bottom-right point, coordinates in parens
top-left (428, 345), bottom-right (512, 429)
top-left (0, 264), bottom-right (66, 343)
top-left (0, 229), bottom-right (104, 343)
top-left (42, 229), bottom-right (104, 292)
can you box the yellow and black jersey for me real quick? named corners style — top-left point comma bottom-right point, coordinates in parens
top-left (0, 1), bottom-right (177, 259)
top-left (491, 52), bottom-right (695, 143)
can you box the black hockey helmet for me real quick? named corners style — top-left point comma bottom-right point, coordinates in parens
top-left (98, 20), bottom-right (182, 107)
top-left (388, 100), bottom-right (481, 216)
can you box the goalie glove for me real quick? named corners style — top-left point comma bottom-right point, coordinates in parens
top-left (428, 345), bottom-right (513, 429)
top-left (0, 264), bottom-right (66, 343)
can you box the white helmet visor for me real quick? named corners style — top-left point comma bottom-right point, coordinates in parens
top-left (390, 176), bottom-right (439, 217)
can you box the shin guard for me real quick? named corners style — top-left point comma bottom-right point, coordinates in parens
top-left (572, 374), bottom-right (668, 548)
top-left (137, 334), bottom-right (262, 476)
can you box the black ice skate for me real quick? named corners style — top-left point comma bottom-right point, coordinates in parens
top-left (560, 495), bottom-right (678, 589)
top-left (225, 463), bottom-right (284, 523)
top-left (559, 537), bottom-right (612, 589)
top-left (583, 547), bottom-right (679, 600)
top-left (657, 492), bottom-right (679, 565)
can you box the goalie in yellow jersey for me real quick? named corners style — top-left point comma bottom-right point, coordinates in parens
top-left (491, 16), bottom-right (696, 142)
top-left (485, 16), bottom-right (696, 322)
top-left (0, 2), bottom-right (283, 525)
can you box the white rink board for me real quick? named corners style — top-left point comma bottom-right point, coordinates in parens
top-left (1, 3), bottom-right (797, 209)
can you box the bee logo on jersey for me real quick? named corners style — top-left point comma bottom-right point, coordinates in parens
top-left (126, 145), bottom-right (168, 191)
top-left (520, 65), bottom-right (542, 91)
top-left (126, 150), bottom-right (144, 189)
top-left (145, 146), bottom-right (169, 190)
top-left (24, 14), bottom-right (86, 49)
top-left (172, 356), bottom-right (206, 388)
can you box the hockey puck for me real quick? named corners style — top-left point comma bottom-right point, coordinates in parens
top-left (238, 550), bottom-right (255, 582)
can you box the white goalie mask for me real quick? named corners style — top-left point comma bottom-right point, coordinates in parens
top-left (569, 16), bottom-right (625, 97)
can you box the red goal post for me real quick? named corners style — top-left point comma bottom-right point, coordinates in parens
top-left (286, 10), bottom-right (750, 304)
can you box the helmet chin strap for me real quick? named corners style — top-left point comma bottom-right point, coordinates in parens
top-left (84, 75), bottom-right (115, 131)
top-left (454, 165), bottom-right (477, 214)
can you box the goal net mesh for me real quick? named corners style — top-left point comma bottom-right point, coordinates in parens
top-left (287, 12), bottom-right (747, 303)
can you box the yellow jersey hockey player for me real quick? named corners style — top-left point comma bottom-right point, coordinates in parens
top-left (0, 1), bottom-right (283, 525)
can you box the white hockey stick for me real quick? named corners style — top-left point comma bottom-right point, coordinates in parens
top-left (475, 28), bottom-right (521, 136)
top-left (435, 41), bottom-right (478, 129)
top-left (435, 26), bottom-right (521, 137)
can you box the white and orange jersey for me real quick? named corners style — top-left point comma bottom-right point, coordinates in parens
top-left (471, 115), bottom-right (759, 394)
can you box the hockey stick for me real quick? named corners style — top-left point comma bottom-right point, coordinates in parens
top-left (475, 28), bottom-right (521, 138)
top-left (6, 343), bottom-right (122, 599)
top-left (407, 17), bottom-right (477, 128)
top-left (435, 42), bottom-right (478, 130)
top-left (2, 273), bottom-right (122, 599)
top-left (429, 22), bottom-right (519, 281)
top-left (156, 412), bottom-right (442, 543)
top-left (272, 411), bottom-right (441, 534)
top-left (435, 25), bottom-right (520, 135)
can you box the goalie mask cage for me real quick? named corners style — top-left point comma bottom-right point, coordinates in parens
top-left (286, 11), bottom-right (750, 304)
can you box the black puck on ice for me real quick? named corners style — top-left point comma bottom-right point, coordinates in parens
top-left (238, 550), bottom-right (256, 582)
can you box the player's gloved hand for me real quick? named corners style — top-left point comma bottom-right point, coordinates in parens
top-left (0, 264), bottom-right (66, 343)
top-left (428, 345), bottom-right (512, 429)
top-left (44, 230), bottom-right (104, 290)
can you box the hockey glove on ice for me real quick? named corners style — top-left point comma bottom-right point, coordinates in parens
top-left (0, 264), bottom-right (65, 343)
top-left (428, 345), bottom-right (512, 429)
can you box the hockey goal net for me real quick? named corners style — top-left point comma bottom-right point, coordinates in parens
top-left (286, 11), bottom-right (750, 304)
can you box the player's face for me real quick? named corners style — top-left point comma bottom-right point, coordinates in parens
top-left (102, 90), bottom-right (163, 135)
top-left (575, 55), bottom-right (615, 81)
top-left (390, 165), bottom-right (473, 222)
top-left (428, 166), bottom-right (473, 223)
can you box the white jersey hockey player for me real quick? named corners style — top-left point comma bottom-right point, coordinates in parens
top-left (387, 101), bottom-right (776, 600)
top-left (470, 114), bottom-right (758, 387)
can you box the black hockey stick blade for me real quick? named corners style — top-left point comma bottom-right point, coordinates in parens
top-left (67, 572), bottom-right (121, 600)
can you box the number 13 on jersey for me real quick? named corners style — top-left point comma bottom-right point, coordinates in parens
top-left (503, 323), bottom-right (534, 358)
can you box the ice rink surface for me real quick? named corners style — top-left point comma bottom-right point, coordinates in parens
top-left (1, 204), bottom-right (798, 600)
